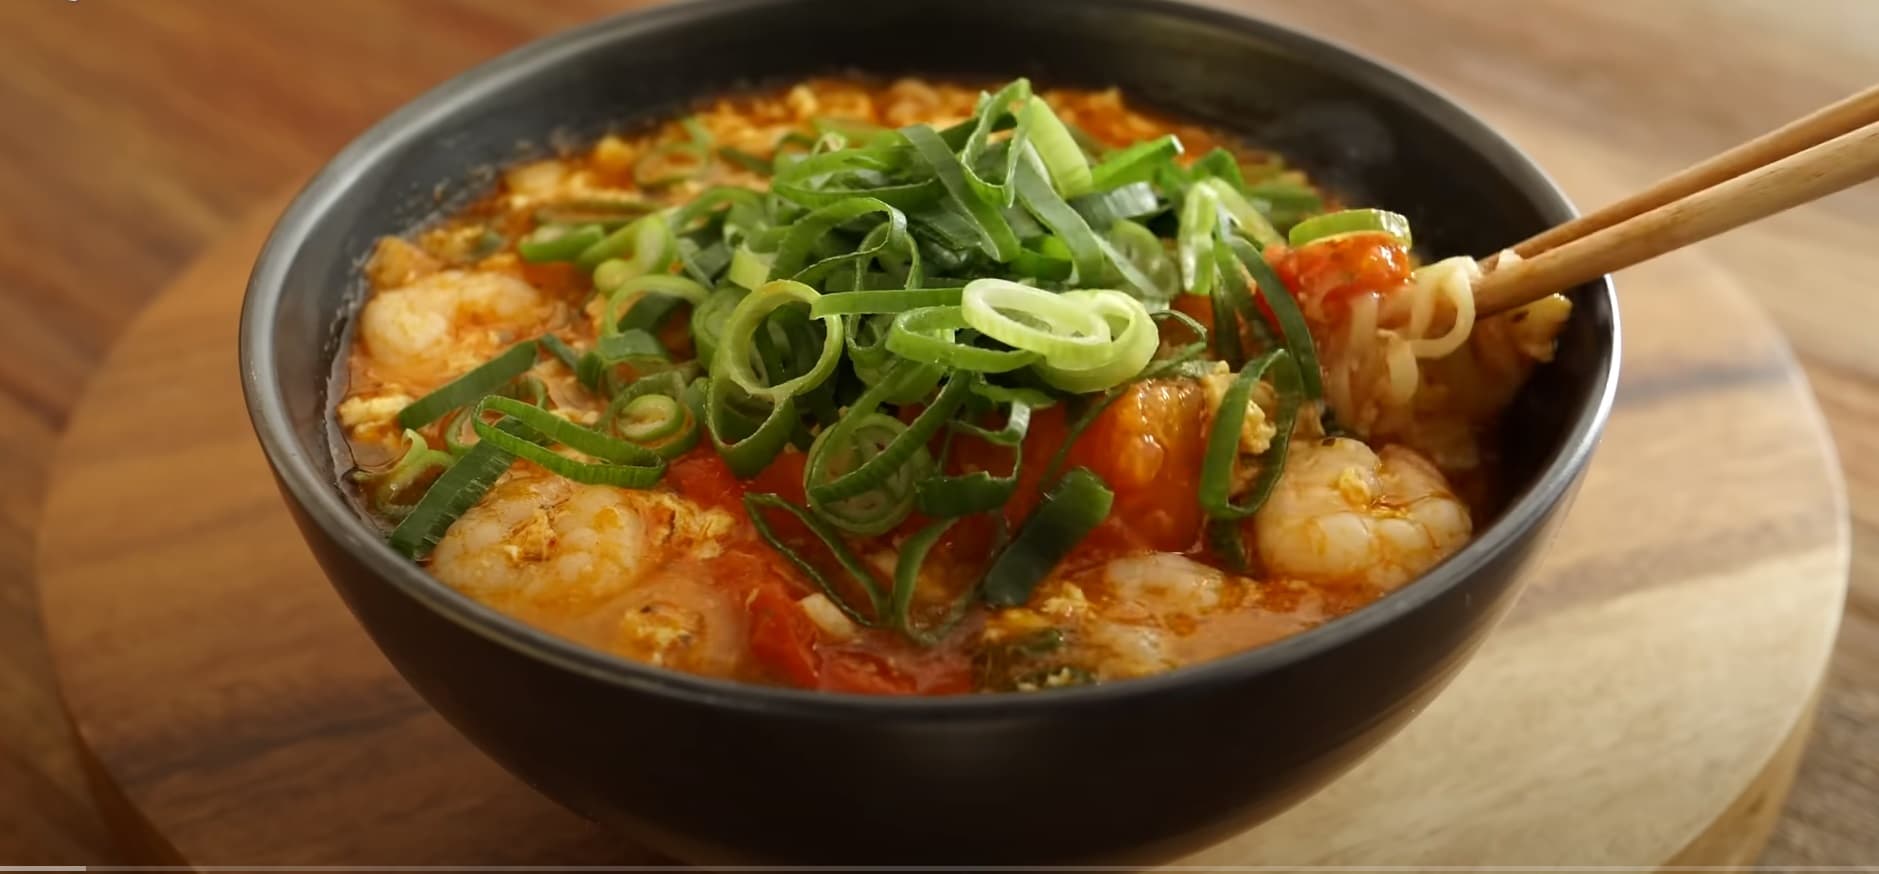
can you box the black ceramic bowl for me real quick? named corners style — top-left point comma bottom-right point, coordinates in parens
top-left (241, 0), bottom-right (1618, 864)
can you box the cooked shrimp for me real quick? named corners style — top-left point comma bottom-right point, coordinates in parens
top-left (356, 268), bottom-right (557, 392)
top-left (433, 468), bottom-right (737, 603)
top-left (431, 469), bottom-right (748, 674)
top-left (983, 554), bottom-right (1325, 685)
top-left (1254, 437), bottom-right (1471, 589)
top-left (612, 576), bottom-right (749, 676)
top-left (364, 237), bottom-right (441, 291)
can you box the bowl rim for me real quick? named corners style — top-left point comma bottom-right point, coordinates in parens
top-left (240, 0), bottom-right (1620, 718)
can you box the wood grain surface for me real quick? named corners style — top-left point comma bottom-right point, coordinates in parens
top-left (3, 0), bottom-right (1876, 866)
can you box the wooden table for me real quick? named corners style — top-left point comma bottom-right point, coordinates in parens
top-left (2, 0), bottom-right (1874, 865)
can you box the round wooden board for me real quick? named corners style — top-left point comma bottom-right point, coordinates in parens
top-left (37, 198), bottom-right (1847, 867)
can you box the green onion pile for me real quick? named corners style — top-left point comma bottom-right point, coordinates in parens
top-left (361, 78), bottom-right (1419, 641)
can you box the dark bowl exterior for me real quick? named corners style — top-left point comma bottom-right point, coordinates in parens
top-left (242, 0), bottom-right (1618, 865)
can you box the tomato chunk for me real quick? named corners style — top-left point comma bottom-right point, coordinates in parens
top-left (1171, 292), bottom-right (1215, 336)
top-left (819, 642), bottom-right (975, 695)
top-left (665, 446), bottom-right (808, 514)
top-left (1064, 380), bottom-right (1209, 553)
top-left (820, 650), bottom-right (912, 694)
top-left (1270, 233), bottom-right (1411, 306)
top-left (983, 380), bottom-right (1208, 553)
top-left (749, 449), bottom-right (808, 505)
top-left (746, 580), bottom-right (820, 688)
top-left (664, 448), bottom-right (747, 513)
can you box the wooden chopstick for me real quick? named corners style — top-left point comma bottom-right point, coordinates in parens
top-left (1474, 118), bottom-right (1879, 317)
top-left (1504, 83), bottom-right (1879, 260)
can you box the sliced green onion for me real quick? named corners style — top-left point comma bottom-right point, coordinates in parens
top-left (616, 394), bottom-right (681, 441)
top-left (1225, 236), bottom-right (1324, 400)
top-left (1010, 145), bottom-right (1105, 284)
top-left (903, 123), bottom-right (1021, 263)
top-left (534, 198), bottom-right (660, 229)
top-left (1190, 148), bottom-right (1247, 192)
top-left (1200, 177), bottom-right (1284, 249)
top-left (981, 468), bottom-right (1113, 607)
top-left (706, 372), bottom-right (798, 477)
top-left (1104, 220), bottom-right (1179, 301)
top-left (690, 286), bottom-right (746, 368)
top-left (727, 245), bottom-right (773, 290)
top-left (470, 396), bottom-right (666, 488)
top-left (717, 146), bottom-right (773, 175)
top-left (353, 428), bottom-right (455, 517)
top-left (769, 147), bottom-right (942, 210)
top-left (1209, 258), bottom-right (1246, 365)
top-left (1087, 134), bottom-right (1182, 191)
top-left (714, 279), bottom-right (844, 403)
top-left (668, 186), bottom-right (768, 237)
top-left (1033, 290), bottom-right (1157, 393)
top-left (1177, 182), bottom-right (1221, 297)
top-left (1150, 308), bottom-right (1212, 367)
top-left (807, 372), bottom-right (968, 521)
top-left (603, 371), bottom-right (703, 459)
top-left (1213, 240), bottom-right (1279, 361)
top-left (395, 340), bottom-right (538, 429)
top-left (809, 287), bottom-right (964, 317)
top-left (618, 293), bottom-right (685, 336)
top-left (766, 196), bottom-right (919, 287)
top-left (744, 492), bottom-right (886, 626)
top-left (599, 274), bottom-right (709, 338)
top-left (800, 217), bottom-right (924, 292)
top-left (891, 516), bottom-right (979, 645)
top-left (575, 329), bottom-right (667, 392)
top-left (676, 236), bottom-right (732, 286)
top-left (1010, 244), bottom-right (1074, 281)
top-left (968, 380), bottom-right (1057, 409)
top-left (575, 215), bottom-right (675, 273)
top-left (592, 258), bottom-right (634, 293)
top-left (387, 417), bottom-right (534, 559)
top-left (776, 130), bottom-right (819, 152)
top-left (538, 334), bottom-right (582, 374)
top-left (804, 413), bottom-right (931, 536)
top-left (844, 312), bottom-right (894, 378)
top-left (905, 201), bottom-right (983, 258)
top-left (1155, 159), bottom-right (1195, 212)
top-left (1247, 178), bottom-right (1324, 229)
top-left (439, 405), bottom-right (482, 456)
top-left (1207, 518), bottom-right (1253, 573)
top-left (518, 224), bottom-right (605, 263)
top-left (959, 278), bottom-right (1112, 369)
top-left (887, 306), bottom-right (1041, 373)
top-left (1071, 182), bottom-right (1159, 229)
top-left (848, 316), bottom-right (946, 403)
top-left (1063, 119), bottom-right (1104, 157)
top-left (967, 79), bottom-right (1033, 208)
top-left (1196, 349), bottom-right (1304, 520)
top-left (1018, 97), bottom-right (1093, 197)
top-left (814, 116), bottom-right (893, 146)
top-left (767, 304), bottom-right (842, 433)
top-left (1288, 207), bottom-right (1413, 248)
top-left (1000, 199), bottom-right (1047, 240)
top-left (917, 394), bottom-right (1031, 517)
